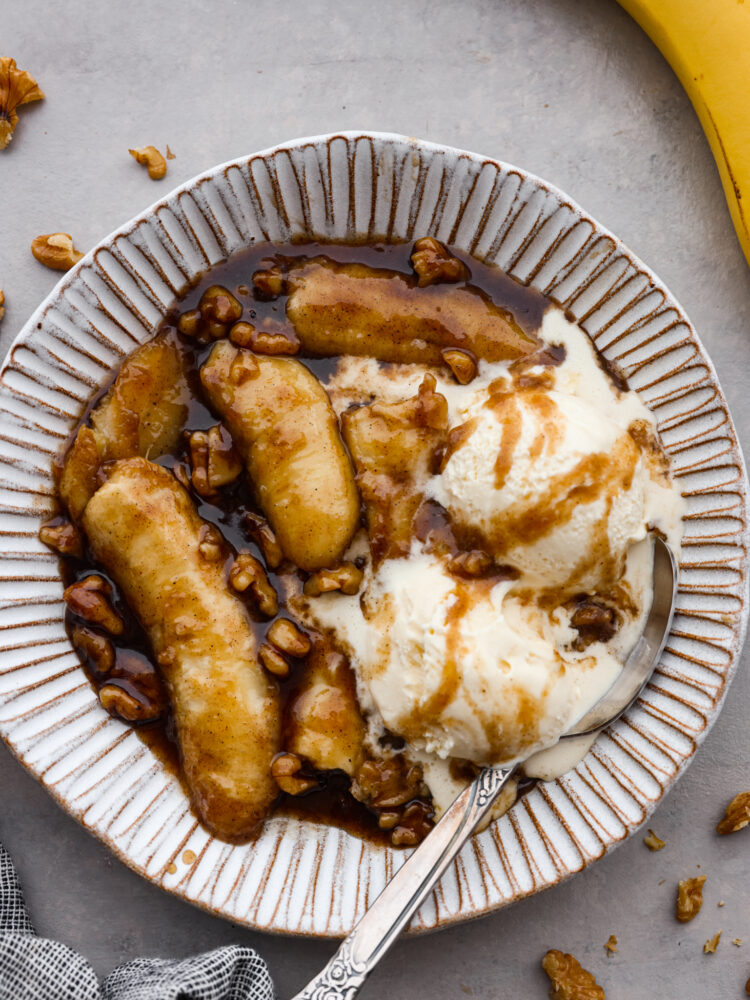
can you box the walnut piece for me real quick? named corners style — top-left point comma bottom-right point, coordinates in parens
top-left (63, 576), bottom-right (124, 635)
top-left (244, 512), bottom-right (283, 569)
top-left (352, 756), bottom-right (427, 809)
top-left (177, 309), bottom-right (201, 338)
top-left (259, 643), bottom-right (290, 678)
top-left (266, 618), bottom-right (311, 658)
top-left (188, 425), bottom-right (242, 498)
top-left (676, 875), bottom-right (706, 923)
top-left (703, 931), bottom-right (721, 954)
top-left (71, 625), bottom-right (114, 677)
top-left (0, 58), bottom-right (44, 150)
top-left (128, 145), bottom-right (167, 180)
top-left (303, 562), bottom-right (364, 597)
top-left (644, 828), bottom-right (666, 851)
top-left (31, 233), bottom-right (84, 271)
top-left (716, 791), bottom-right (750, 835)
top-left (99, 683), bottom-right (161, 723)
top-left (541, 950), bottom-right (605, 1000)
top-left (166, 145), bottom-right (176, 160)
top-left (229, 552), bottom-right (278, 616)
top-left (441, 348), bottom-right (477, 385)
top-left (411, 237), bottom-right (469, 288)
top-left (0, 290), bottom-right (4, 321)
top-left (604, 935), bottom-right (618, 956)
top-left (390, 801), bottom-right (433, 847)
top-left (252, 266), bottom-right (285, 298)
top-left (197, 523), bottom-right (224, 562)
top-left (271, 753), bottom-right (318, 795)
top-left (39, 516), bottom-right (84, 558)
top-left (448, 550), bottom-right (493, 578)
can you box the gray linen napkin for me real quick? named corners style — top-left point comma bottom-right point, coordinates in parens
top-left (0, 842), bottom-right (275, 1000)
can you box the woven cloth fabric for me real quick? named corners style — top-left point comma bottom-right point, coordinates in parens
top-left (0, 842), bottom-right (275, 1000)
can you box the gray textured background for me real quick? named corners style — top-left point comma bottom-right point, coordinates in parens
top-left (1, 1), bottom-right (749, 996)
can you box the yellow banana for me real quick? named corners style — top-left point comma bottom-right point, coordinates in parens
top-left (618, 0), bottom-right (750, 267)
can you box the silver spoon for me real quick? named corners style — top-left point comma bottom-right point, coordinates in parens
top-left (291, 536), bottom-right (677, 1000)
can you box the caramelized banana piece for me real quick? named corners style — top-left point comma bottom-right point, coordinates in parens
top-left (82, 458), bottom-right (280, 841)
top-left (58, 333), bottom-right (188, 519)
top-left (342, 374), bottom-right (448, 562)
top-left (286, 258), bottom-right (537, 364)
top-left (285, 641), bottom-right (365, 776)
top-left (200, 341), bottom-right (359, 571)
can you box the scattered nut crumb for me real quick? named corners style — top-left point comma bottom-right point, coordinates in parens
top-left (271, 753), bottom-right (318, 795)
top-left (304, 562), bottom-right (363, 597)
top-left (182, 850), bottom-right (196, 865)
top-left (259, 643), bottom-right (290, 678)
top-left (703, 931), bottom-right (721, 954)
top-left (716, 791), bottom-right (750, 835)
top-left (0, 290), bottom-right (4, 321)
top-left (718, 901), bottom-right (725, 907)
top-left (244, 512), bottom-right (283, 569)
top-left (644, 829), bottom-right (666, 851)
top-left (733, 938), bottom-right (742, 947)
top-left (166, 144), bottom-right (175, 159)
top-left (746, 974), bottom-right (750, 997)
top-left (411, 236), bottom-right (469, 287)
top-left (677, 875), bottom-right (706, 923)
top-left (99, 683), bottom-right (160, 723)
top-left (604, 935), bottom-right (618, 956)
top-left (252, 266), bottom-right (285, 298)
top-left (63, 575), bottom-right (124, 635)
top-left (658, 878), bottom-right (666, 886)
top-left (129, 145), bottom-right (167, 180)
top-left (0, 58), bottom-right (44, 149)
top-left (541, 949), bottom-right (605, 999)
top-left (266, 618), bottom-right (311, 658)
top-left (31, 233), bottom-right (84, 271)
top-left (166, 862), bottom-right (177, 875)
top-left (442, 347), bottom-right (477, 384)
top-left (229, 552), bottom-right (278, 616)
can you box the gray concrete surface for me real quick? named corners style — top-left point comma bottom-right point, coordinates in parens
top-left (1, 0), bottom-right (749, 996)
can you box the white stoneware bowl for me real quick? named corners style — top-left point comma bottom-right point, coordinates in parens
top-left (0, 132), bottom-right (746, 936)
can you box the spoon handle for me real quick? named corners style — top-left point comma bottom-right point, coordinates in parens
top-left (290, 765), bottom-right (515, 1000)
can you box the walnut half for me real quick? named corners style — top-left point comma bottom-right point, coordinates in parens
top-left (541, 950), bottom-right (605, 1000)
top-left (410, 237), bottom-right (469, 288)
top-left (0, 58), bottom-right (44, 150)
top-left (229, 552), bottom-right (278, 617)
top-left (271, 753), bottom-right (318, 795)
top-left (716, 791), bottom-right (750, 835)
top-left (63, 576), bottom-right (124, 635)
top-left (676, 875), bottom-right (706, 923)
top-left (187, 425), bottom-right (242, 498)
top-left (31, 233), bottom-right (84, 272)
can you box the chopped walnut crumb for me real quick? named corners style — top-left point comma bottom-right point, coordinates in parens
top-left (703, 932), bottom-right (721, 954)
top-left (390, 801), bottom-right (433, 846)
top-left (252, 266), bottom-right (285, 298)
top-left (410, 237), bottom-right (469, 288)
top-left (63, 576), bottom-right (124, 635)
top-left (39, 516), bottom-right (83, 558)
top-left (644, 829), bottom-right (666, 851)
top-left (166, 145), bottom-right (176, 160)
top-left (266, 618), bottom-right (311, 658)
top-left (0, 290), bottom-right (4, 321)
top-left (31, 233), bottom-right (84, 271)
top-left (187, 425), bottom-right (242, 498)
top-left (441, 348), bottom-right (477, 385)
top-left (716, 791), bottom-right (750, 835)
top-left (229, 552), bottom-right (278, 616)
top-left (271, 753), bottom-right (318, 795)
top-left (718, 901), bottom-right (725, 907)
top-left (733, 938), bottom-right (742, 947)
top-left (304, 562), bottom-right (363, 597)
top-left (676, 875), bottom-right (706, 923)
top-left (258, 643), bottom-right (290, 678)
top-left (0, 58), bottom-right (44, 149)
top-left (244, 512), bottom-right (283, 569)
top-left (541, 950), bottom-right (605, 1000)
top-left (604, 935), bottom-right (618, 956)
top-left (128, 145), bottom-right (167, 180)
top-left (99, 683), bottom-right (161, 723)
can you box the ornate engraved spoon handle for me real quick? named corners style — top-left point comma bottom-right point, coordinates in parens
top-left (291, 766), bottom-right (515, 1000)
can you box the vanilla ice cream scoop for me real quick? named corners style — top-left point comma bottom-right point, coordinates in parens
top-left (429, 387), bottom-right (648, 595)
